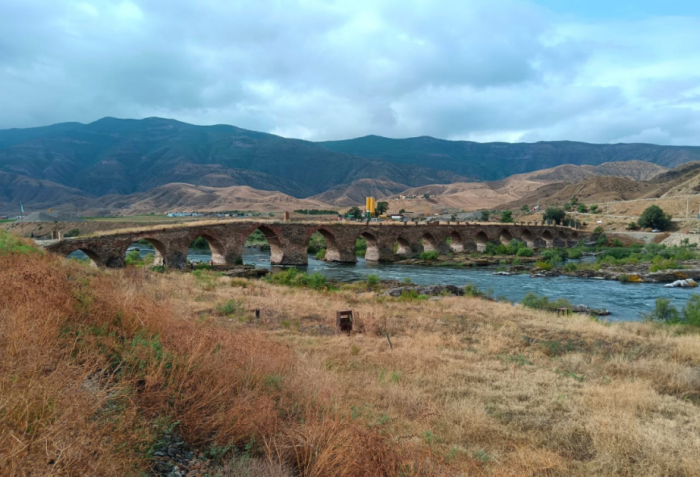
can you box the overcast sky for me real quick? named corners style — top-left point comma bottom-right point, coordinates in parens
top-left (2, 0), bottom-right (700, 145)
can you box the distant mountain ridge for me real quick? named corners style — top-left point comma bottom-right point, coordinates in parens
top-left (319, 135), bottom-right (700, 180)
top-left (0, 117), bottom-right (464, 199)
top-left (2, 116), bottom-right (700, 213)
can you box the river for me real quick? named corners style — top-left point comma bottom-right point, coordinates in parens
top-left (69, 246), bottom-right (699, 322)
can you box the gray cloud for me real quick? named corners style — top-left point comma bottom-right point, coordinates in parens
top-left (1, 0), bottom-right (699, 145)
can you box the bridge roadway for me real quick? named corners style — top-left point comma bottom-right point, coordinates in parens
top-left (41, 221), bottom-right (581, 268)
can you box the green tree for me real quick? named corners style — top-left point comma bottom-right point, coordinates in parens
top-left (375, 201), bottom-right (389, 216)
top-left (543, 207), bottom-right (566, 225)
top-left (563, 203), bottom-right (572, 211)
top-left (589, 204), bottom-right (599, 214)
top-left (480, 210), bottom-right (490, 222)
top-left (577, 204), bottom-right (588, 213)
top-left (399, 209), bottom-right (405, 214)
top-left (638, 205), bottom-right (672, 230)
top-left (520, 204), bottom-right (530, 212)
top-left (423, 193), bottom-right (430, 200)
top-left (570, 197), bottom-right (579, 206)
top-left (347, 206), bottom-right (363, 219)
top-left (501, 210), bottom-right (514, 223)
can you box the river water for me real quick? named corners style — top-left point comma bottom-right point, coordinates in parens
top-left (70, 246), bottom-right (698, 322)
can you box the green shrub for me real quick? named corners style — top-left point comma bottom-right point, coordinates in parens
top-left (367, 274), bottom-right (380, 287)
top-left (355, 237), bottom-right (367, 257)
top-left (516, 247), bottom-right (534, 257)
top-left (563, 263), bottom-right (577, 272)
top-left (611, 239), bottom-right (624, 247)
top-left (464, 283), bottom-right (489, 298)
top-left (125, 249), bottom-right (142, 265)
top-left (398, 289), bottom-right (428, 301)
top-left (567, 248), bottom-right (583, 259)
top-left (216, 299), bottom-right (242, 316)
top-left (315, 249), bottom-right (326, 260)
top-left (681, 295), bottom-right (700, 326)
top-left (521, 292), bottom-right (572, 312)
top-left (266, 268), bottom-right (330, 290)
top-left (64, 228), bottom-right (80, 237)
top-left (535, 261), bottom-right (553, 271)
top-left (420, 250), bottom-right (439, 260)
top-left (644, 298), bottom-right (680, 323)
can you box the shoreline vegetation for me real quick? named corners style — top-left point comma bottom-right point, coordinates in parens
top-left (3, 230), bottom-right (700, 476)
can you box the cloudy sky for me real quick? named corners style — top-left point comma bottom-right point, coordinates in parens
top-left (2, 0), bottom-right (700, 145)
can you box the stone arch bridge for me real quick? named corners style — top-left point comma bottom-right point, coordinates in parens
top-left (42, 221), bottom-right (581, 268)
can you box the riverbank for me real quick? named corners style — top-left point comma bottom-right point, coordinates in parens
top-left (396, 253), bottom-right (539, 267)
top-left (5, 232), bottom-right (700, 475)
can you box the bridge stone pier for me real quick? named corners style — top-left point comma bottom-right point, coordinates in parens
top-left (42, 221), bottom-right (582, 269)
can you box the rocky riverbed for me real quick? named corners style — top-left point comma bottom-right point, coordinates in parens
top-left (535, 266), bottom-right (700, 283)
top-left (396, 255), bottom-right (539, 267)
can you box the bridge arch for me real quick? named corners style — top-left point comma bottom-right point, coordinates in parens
top-left (127, 237), bottom-right (166, 266)
top-left (542, 230), bottom-right (554, 247)
top-left (499, 229), bottom-right (513, 245)
top-left (520, 229), bottom-right (535, 248)
top-left (358, 231), bottom-right (379, 261)
top-left (422, 232), bottom-right (438, 252)
top-left (449, 231), bottom-right (464, 253)
top-left (188, 233), bottom-right (227, 265)
top-left (66, 247), bottom-right (101, 267)
top-left (240, 225), bottom-right (284, 264)
top-left (394, 236), bottom-right (412, 256)
top-left (309, 227), bottom-right (339, 261)
top-left (474, 231), bottom-right (489, 252)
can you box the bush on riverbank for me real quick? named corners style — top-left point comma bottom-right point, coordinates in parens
top-left (420, 250), bottom-right (439, 260)
top-left (521, 292), bottom-right (572, 312)
top-left (266, 267), bottom-right (332, 290)
top-left (594, 243), bottom-right (698, 269)
top-left (645, 296), bottom-right (700, 326)
top-left (484, 239), bottom-right (531, 256)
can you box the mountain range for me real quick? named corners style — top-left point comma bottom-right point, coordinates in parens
top-left (2, 116), bottom-right (700, 214)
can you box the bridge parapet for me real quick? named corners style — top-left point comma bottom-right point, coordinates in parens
top-left (41, 221), bottom-right (582, 269)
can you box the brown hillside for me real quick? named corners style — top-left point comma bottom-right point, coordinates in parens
top-left (75, 183), bottom-right (332, 215)
top-left (388, 161), bottom-right (667, 212)
top-left (312, 179), bottom-right (408, 206)
top-left (502, 162), bottom-right (700, 214)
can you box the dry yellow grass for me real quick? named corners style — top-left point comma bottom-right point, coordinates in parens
top-left (147, 271), bottom-right (700, 476)
top-left (3, 238), bottom-right (700, 475)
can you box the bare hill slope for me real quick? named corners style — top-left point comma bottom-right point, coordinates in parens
top-left (76, 183), bottom-right (332, 215)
